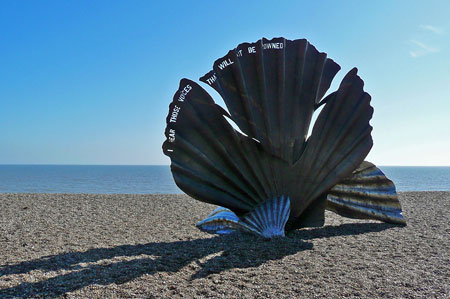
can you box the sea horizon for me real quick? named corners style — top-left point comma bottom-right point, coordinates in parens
top-left (0, 164), bottom-right (449, 194)
top-left (2, 164), bottom-right (450, 167)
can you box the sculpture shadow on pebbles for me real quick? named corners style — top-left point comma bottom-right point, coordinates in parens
top-left (0, 223), bottom-right (398, 297)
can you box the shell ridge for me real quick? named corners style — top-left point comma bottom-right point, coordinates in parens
top-left (327, 192), bottom-right (400, 209)
top-left (311, 52), bottom-right (328, 104)
top-left (238, 136), bottom-right (278, 199)
top-left (296, 69), bottom-right (366, 175)
top-left (172, 169), bottom-right (254, 212)
top-left (303, 93), bottom-right (372, 184)
top-left (290, 70), bottom-right (373, 216)
top-left (170, 87), bottom-right (266, 203)
top-left (167, 80), bottom-right (271, 210)
top-left (206, 46), bottom-right (286, 200)
top-left (232, 42), bottom-right (269, 146)
top-left (196, 207), bottom-right (240, 235)
top-left (327, 161), bottom-right (405, 222)
top-left (171, 162), bottom-right (252, 206)
top-left (276, 38), bottom-right (287, 159)
top-left (291, 40), bottom-right (310, 162)
top-left (255, 38), bottom-right (290, 195)
top-left (302, 128), bottom-right (373, 204)
top-left (327, 195), bottom-right (405, 224)
top-left (205, 207), bottom-right (234, 218)
top-left (240, 196), bottom-right (291, 238)
top-left (228, 49), bottom-right (257, 139)
top-left (212, 51), bottom-right (252, 136)
top-left (316, 58), bottom-right (341, 104)
top-left (170, 135), bottom-right (261, 205)
top-left (235, 137), bottom-right (276, 200)
top-left (291, 40), bottom-right (323, 162)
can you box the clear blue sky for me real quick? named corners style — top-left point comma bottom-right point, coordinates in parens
top-left (1, 1), bottom-right (449, 166)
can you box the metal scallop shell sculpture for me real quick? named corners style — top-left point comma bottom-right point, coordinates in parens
top-left (163, 37), bottom-right (406, 238)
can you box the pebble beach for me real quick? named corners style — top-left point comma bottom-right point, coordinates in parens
top-left (0, 192), bottom-right (449, 298)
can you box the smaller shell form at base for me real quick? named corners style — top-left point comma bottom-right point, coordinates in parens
top-left (240, 196), bottom-right (291, 238)
top-left (196, 207), bottom-right (240, 235)
top-left (196, 197), bottom-right (291, 238)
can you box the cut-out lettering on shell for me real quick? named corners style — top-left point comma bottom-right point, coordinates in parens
top-left (163, 37), bottom-right (406, 238)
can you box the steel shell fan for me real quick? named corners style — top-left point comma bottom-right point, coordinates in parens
top-left (163, 37), bottom-right (406, 239)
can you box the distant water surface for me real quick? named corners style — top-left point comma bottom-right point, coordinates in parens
top-left (0, 165), bottom-right (449, 194)
top-left (380, 166), bottom-right (450, 192)
top-left (0, 165), bottom-right (181, 194)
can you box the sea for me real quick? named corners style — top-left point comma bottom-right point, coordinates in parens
top-left (0, 165), bottom-right (449, 194)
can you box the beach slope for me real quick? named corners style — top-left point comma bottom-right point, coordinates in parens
top-left (0, 192), bottom-right (449, 298)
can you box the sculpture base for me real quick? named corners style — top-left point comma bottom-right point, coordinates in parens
top-left (239, 196), bottom-right (291, 238)
top-left (196, 196), bottom-right (291, 238)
